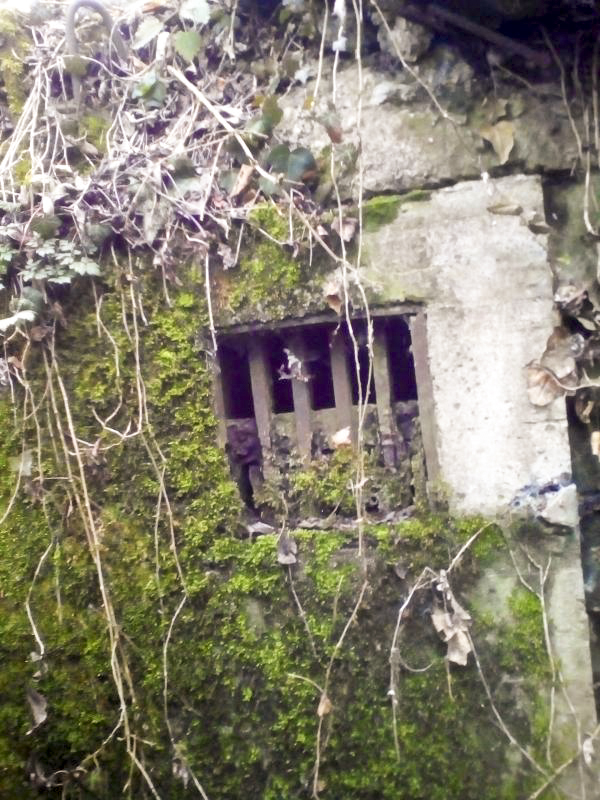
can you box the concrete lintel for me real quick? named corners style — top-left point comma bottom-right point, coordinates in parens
top-left (216, 304), bottom-right (420, 336)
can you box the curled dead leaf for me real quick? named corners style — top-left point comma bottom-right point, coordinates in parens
top-left (277, 532), bottom-right (298, 565)
top-left (431, 571), bottom-right (472, 666)
top-left (26, 688), bottom-right (47, 735)
top-left (527, 327), bottom-right (582, 406)
top-left (230, 164), bottom-right (254, 198)
top-left (332, 427), bottom-right (351, 448)
top-left (486, 201), bottom-right (522, 216)
top-left (332, 216), bottom-right (357, 243)
top-left (526, 364), bottom-right (567, 406)
top-left (479, 120), bottom-right (515, 165)
top-left (323, 276), bottom-right (343, 314)
top-left (317, 693), bottom-right (333, 717)
top-left (591, 431), bottom-right (600, 460)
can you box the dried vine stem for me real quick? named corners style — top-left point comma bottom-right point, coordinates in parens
top-left (312, 578), bottom-right (369, 798)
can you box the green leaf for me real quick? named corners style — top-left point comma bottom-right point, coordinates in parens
top-left (286, 147), bottom-right (317, 182)
top-left (264, 144), bottom-right (291, 173)
top-left (261, 96), bottom-right (283, 130)
top-left (70, 260), bottom-right (101, 276)
top-left (132, 71), bottom-right (167, 108)
top-left (133, 16), bottom-right (164, 50)
top-left (179, 0), bottom-right (210, 24)
top-left (17, 287), bottom-right (44, 314)
top-left (173, 30), bottom-right (203, 62)
top-left (258, 175), bottom-right (282, 197)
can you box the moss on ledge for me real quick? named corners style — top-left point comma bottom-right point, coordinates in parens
top-left (216, 204), bottom-right (331, 324)
top-left (363, 190), bottom-right (432, 233)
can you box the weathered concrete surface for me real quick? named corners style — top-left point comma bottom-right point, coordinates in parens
top-left (548, 532), bottom-right (597, 745)
top-left (279, 60), bottom-right (578, 194)
top-left (362, 174), bottom-right (572, 515)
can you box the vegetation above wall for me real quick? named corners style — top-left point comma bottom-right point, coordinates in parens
top-left (1, 0), bottom-right (600, 798)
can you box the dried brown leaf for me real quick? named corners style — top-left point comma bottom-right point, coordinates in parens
top-left (26, 688), bottom-right (47, 735)
top-left (317, 693), bottom-right (333, 717)
top-left (277, 532), bottom-right (298, 565)
top-left (526, 365), bottom-right (565, 406)
top-left (332, 427), bottom-right (351, 448)
top-left (332, 216), bottom-right (357, 242)
top-left (591, 431), bottom-right (600, 460)
top-left (479, 120), bottom-right (515, 165)
top-left (230, 164), bottom-right (254, 198)
top-left (486, 201), bottom-right (522, 216)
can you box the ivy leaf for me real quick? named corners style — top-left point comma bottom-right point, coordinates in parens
top-left (133, 16), bottom-right (164, 50)
top-left (264, 144), bottom-right (291, 174)
top-left (132, 71), bottom-right (167, 108)
top-left (179, 0), bottom-right (210, 25)
top-left (286, 147), bottom-right (317, 183)
top-left (70, 260), bottom-right (101, 276)
top-left (258, 175), bottom-right (282, 197)
top-left (173, 30), bottom-right (203, 62)
top-left (261, 96), bottom-right (283, 130)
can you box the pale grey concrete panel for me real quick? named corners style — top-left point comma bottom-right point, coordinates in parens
top-left (363, 175), bottom-right (572, 515)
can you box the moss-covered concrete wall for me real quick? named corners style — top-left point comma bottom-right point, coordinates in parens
top-left (1, 2), bottom-right (600, 798)
top-left (0, 251), bottom-right (591, 798)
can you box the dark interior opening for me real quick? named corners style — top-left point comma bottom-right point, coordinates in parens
top-left (303, 326), bottom-right (336, 410)
top-left (345, 321), bottom-right (377, 405)
top-left (386, 317), bottom-right (418, 401)
top-left (266, 334), bottom-right (295, 414)
top-left (219, 340), bottom-right (254, 418)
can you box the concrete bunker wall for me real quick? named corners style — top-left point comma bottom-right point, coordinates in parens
top-left (363, 174), bottom-right (572, 515)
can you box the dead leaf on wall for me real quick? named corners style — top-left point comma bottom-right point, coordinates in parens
top-left (527, 327), bottom-right (583, 407)
top-left (277, 532), bottom-right (298, 565)
top-left (332, 216), bottom-right (357, 242)
top-left (486, 199), bottom-right (522, 216)
top-left (479, 120), bottom-right (515, 165)
top-left (332, 427), bottom-right (351, 448)
top-left (230, 164), bottom-right (254, 198)
top-left (323, 276), bottom-right (343, 314)
top-left (317, 693), bottom-right (333, 717)
top-left (431, 571), bottom-right (472, 666)
top-left (26, 688), bottom-right (47, 735)
top-left (526, 365), bottom-right (566, 406)
top-left (591, 431), bottom-right (600, 460)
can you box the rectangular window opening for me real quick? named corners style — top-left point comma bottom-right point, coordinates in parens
top-left (266, 333), bottom-right (295, 414)
top-left (218, 340), bottom-right (255, 419)
top-left (213, 308), bottom-right (425, 511)
top-left (386, 317), bottom-right (418, 402)
top-left (343, 321), bottom-right (377, 406)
